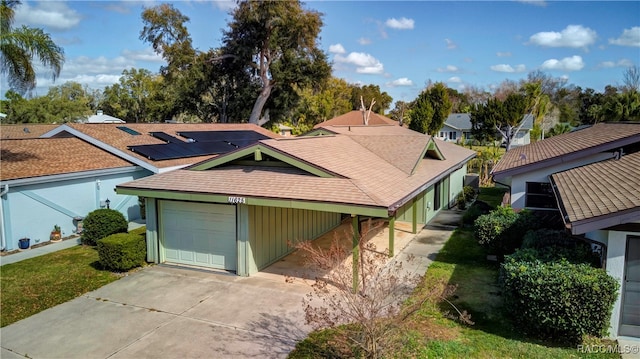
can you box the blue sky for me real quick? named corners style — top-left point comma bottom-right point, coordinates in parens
top-left (7, 1), bottom-right (640, 107)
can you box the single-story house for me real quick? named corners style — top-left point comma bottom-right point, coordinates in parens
top-left (492, 122), bottom-right (640, 338)
top-left (115, 124), bottom-right (476, 277)
top-left (313, 110), bottom-right (398, 128)
top-left (0, 123), bottom-right (280, 251)
top-left (85, 110), bottom-right (125, 123)
top-left (436, 113), bottom-right (533, 146)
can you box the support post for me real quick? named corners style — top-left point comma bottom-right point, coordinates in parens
top-left (352, 214), bottom-right (360, 293)
top-left (412, 198), bottom-right (418, 234)
top-left (388, 216), bottom-right (395, 257)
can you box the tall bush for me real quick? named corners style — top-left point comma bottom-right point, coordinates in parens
top-left (500, 259), bottom-right (618, 343)
top-left (82, 209), bottom-right (128, 246)
top-left (518, 229), bottom-right (601, 266)
top-left (473, 207), bottom-right (540, 258)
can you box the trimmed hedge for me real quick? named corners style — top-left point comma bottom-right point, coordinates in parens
top-left (500, 259), bottom-right (618, 343)
top-left (82, 209), bottom-right (128, 246)
top-left (473, 206), bottom-right (540, 258)
top-left (516, 229), bottom-right (601, 267)
top-left (97, 230), bottom-right (146, 272)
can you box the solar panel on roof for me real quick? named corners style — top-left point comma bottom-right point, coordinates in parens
top-left (129, 141), bottom-right (237, 161)
top-left (117, 126), bottom-right (141, 135)
top-left (149, 132), bottom-right (182, 143)
top-left (178, 130), bottom-right (269, 143)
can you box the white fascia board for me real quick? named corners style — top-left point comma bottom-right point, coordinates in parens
top-left (0, 166), bottom-right (144, 187)
top-left (40, 125), bottom-right (160, 173)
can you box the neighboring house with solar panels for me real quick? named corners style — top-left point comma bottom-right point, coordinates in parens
top-left (436, 113), bottom-right (534, 146)
top-left (0, 123), bottom-right (280, 252)
top-left (492, 122), bottom-right (640, 338)
top-left (115, 124), bottom-right (476, 277)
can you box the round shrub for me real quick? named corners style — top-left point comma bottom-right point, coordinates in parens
top-left (456, 193), bottom-right (467, 210)
top-left (500, 259), bottom-right (619, 344)
top-left (82, 209), bottom-right (128, 246)
top-left (97, 232), bottom-right (146, 272)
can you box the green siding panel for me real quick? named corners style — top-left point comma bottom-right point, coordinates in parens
top-left (247, 206), bottom-right (341, 273)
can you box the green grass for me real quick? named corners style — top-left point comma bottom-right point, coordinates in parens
top-left (1, 245), bottom-right (120, 327)
top-left (477, 186), bottom-right (507, 208)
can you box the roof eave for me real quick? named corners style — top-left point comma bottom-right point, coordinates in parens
top-left (566, 208), bottom-right (640, 235)
top-left (492, 134), bottom-right (640, 180)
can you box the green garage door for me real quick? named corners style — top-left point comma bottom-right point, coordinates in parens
top-left (160, 201), bottom-right (237, 271)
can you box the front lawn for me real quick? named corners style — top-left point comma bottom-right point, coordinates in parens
top-left (1, 245), bottom-right (120, 327)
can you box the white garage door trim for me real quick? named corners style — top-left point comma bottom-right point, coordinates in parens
top-left (160, 200), bottom-right (237, 271)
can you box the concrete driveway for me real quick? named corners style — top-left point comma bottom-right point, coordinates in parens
top-left (1, 265), bottom-right (312, 359)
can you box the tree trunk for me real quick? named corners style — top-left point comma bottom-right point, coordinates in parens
top-left (248, 84), bottom-right (272, 126)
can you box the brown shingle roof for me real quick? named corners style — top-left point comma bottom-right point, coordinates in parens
top-left (1, 124), bottom-right (61, 139)
top-left (492, 123), bottom-right (640, 179)
top-left (550, 151), bottom-right (640, 233)
top-left (552, 151), bottom-right (640, 221)
top-left (50, 123), bottom-right (281, 169)
top-left (118, 126), bottom-right (476, 212)
top-left (313, 111), bottom-right (398, 128)
top-left (1, 138), bottom-right (134, 181)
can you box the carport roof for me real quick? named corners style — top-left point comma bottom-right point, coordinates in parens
top-left (117, 125), bottom-right (476, 216)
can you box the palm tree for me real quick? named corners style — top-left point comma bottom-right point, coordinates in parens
top-left (0, 0), bottom-right (64, 94)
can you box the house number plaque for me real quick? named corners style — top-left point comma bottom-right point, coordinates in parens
top-left (228, 197), bottom-right (246, 204)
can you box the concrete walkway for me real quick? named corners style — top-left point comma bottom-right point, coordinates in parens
top-left (0, 220), bottom-right (146, 266)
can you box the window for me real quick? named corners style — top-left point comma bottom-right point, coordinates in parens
top-left (449, 132), bottom-right (457, 140)
top-left (434, 181), bottom-right (441, 211)
top-left (525, 182), bottom-right (556, 209)
top-left (439, 131), bottom-right (445, 138)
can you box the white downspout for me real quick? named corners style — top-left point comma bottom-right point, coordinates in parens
top-left (0, 184), bottom-right (9, 251)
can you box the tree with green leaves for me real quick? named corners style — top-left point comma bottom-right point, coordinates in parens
top-left (349, 84), bottom-right (393, 114)
top-left (101, 68), bottom-right (165, 123)
top-left (408, 89), bottom-right (433, 134)
top-left (409, 82), bottom-right (452, 135)
top-left (0, 0), bottom-right (65, 94)
top-left (522, 81), bottom-right (550, 141)
top-left (470, 93), bottom-right (529, 151)
top-left (220, 0), bottom-right (331, 126)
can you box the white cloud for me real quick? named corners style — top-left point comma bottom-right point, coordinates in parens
top-left (598, 59), bottom-right (634, 68)
top-left (329, 44), bottom-right (346, 54)
top-left (540, 55), bottom-right (585, 71)
top-left (609, 27), bottom-right (640, 47)
top-left (445, 38), bottom-right (457, 50)
top-left (14, 1), bottom-right (82, 31)
top-left (122, 49), bottom-right (164, 63)
top-left (358, 38), bottom-right (372, 45)
top-left (529, 25), bottom-right (597, 49)
top-left (211, 0), bottom-right (236, 11)
top-left (334, 52), bottom-right (384, 74)
top-left (518, 0), bottom-right (547, 6)
top-left (387, 78), bottom-right (414, 87)
top-left (437, 65), bottom-right (459, 73)
top-left (448, 77), bottom-right (462, 83)
top-left (385, 17), bottom-right (414, 30)
top-left (490, 64), bottom-right (526, 73)
top-left (496, 52), bottom-right (512, 57)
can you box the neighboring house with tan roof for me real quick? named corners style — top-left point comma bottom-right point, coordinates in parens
top-left (0, 138), bottom-right (144, 252)
top-left (435, 113), bottom-right (534, 146)
top-left (492, 122), bottom-right (640, 338)
top-left (312, 110), bottom-right (398, 128)
top-left (115, 124), bottom-right (476, 277)
top-left (0, 123), bottom-right (281, 253)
